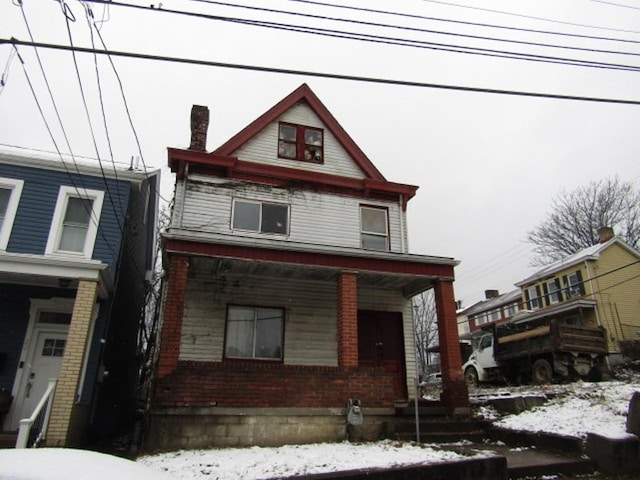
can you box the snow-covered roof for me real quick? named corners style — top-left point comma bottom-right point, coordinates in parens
top-left (515, 237), bottom-right (640, 286)
top-left (462, 288), bottom-right (521, 316)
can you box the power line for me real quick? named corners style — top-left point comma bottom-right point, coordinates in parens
top-left (421, 0), bottom-right (640, 35)
top-left (285, 0), bottom-right (640, 46)
top-left (4, 38), bottom-right (640, 106)
top-left (182, 0), bottom-right (640, 59)
top-left (591, 0), bottom-right (640, 12)
top-left (79, 1), bottom-right (640, 73)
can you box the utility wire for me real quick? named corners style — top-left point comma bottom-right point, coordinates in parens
top-left (285, 0), bottom-right (640, 46)
top-left (590, 0), bottom-right (640, 11)
top-left (79, 1), bottom-right (640, 73)
top-left (4, 38), bottom-right (640, 106)
top-left (421, 0), bottom-right (640, 35)
top-left (183, 0), bottom-right (640, 59)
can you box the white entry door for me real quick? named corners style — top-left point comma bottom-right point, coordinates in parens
top-left (8, 329), bottom-right (68, 430)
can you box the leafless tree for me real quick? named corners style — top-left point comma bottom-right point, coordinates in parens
top-left (413, 290), bottom-right (440, 379)
top-left (527, 177), bottom-right (640, 265)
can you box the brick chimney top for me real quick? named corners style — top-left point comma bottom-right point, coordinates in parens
top-left (485, 289), bottom-right (499, 299)
top-left (189, 105), bottom-right (209, 151)
top-left (597, 226), bottom-right (614, 244)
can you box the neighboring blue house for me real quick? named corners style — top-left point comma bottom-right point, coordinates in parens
top-left (0, 148), bottom-right (160, 447)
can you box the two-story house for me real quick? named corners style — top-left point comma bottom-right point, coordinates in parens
top-left (149, 84), bottom-right (467, 451)
top-left (0, 149), bottom-right (160, 447)
top-left (460, 289), bottom-right (521, 334)
top-left (514, 227), bottom-right (640, 366)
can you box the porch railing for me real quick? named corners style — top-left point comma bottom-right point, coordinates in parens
top-left (16, 379), bottom-right (57, 448)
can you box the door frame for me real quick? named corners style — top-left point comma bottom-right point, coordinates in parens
top-left (4, 297), bottom-right (74, 430)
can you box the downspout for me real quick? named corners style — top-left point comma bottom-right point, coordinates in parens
top-left (174, 163), bottom-right (190, 229)
top-left (398, 194), bottom-right (407, 253)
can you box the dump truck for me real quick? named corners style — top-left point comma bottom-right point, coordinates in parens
top-left (462, 318), bottom-right (608, 385)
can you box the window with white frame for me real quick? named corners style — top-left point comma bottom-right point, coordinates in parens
top-left (504, 302), bottom-right (519, 318)
top-left (224, 305), bottom-right (284, 360)
top-left (0, 178), bottom-right (24, 250)
top-left (474, 312), bottom-right (488, 326)
top-left (231, 199), bottom-right (289, 235)
top-left (46, 186), bottom-right (104, 257)
top-left (488, 308), bottom-right (501, 322)
top-left (526, 286), bottom-right (542, 310)
top-left (360, 206), bottom-right (389, 251)
top-left (546, 279), bottom-right (562, 304)
top-left (566, 271), bottom-right (584, 298)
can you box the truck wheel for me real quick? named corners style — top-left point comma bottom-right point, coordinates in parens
top-left (532, 359), bottom-right (553, 384)
top-left (464, 367), bottom-right (479, 387)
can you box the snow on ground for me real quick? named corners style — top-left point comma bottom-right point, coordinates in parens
top-left (138, 440), bottom-right (476, 480)
top-left (138, 368), bottom-right (640, 480)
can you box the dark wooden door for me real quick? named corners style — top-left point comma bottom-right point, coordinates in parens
top-left (357, 311), bottom-right (407, 398)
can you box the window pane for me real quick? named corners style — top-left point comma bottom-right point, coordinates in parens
top-left (233, 201), bottom-right (260, 231)
top-left (254, 308), bottom-right (283, 359)
top-left (59, 225), bottom-right (88, 252)
top-left (64, 197), bottom-right (92, 225)
top-left (225, 307), bottom-right (255, 357)
top-left (278, 141), bottom-right (296, 158)
top-left (361, 207), bottom-right (387, 234)
top-left (361, 233), bottom-right (387, 251)
top-left (279, 125), bottom-right (296, 141)
top-left (0, 188), bottom-right (10, 215)
top-left (261, 204), bottom-right (288, 234)
top-left (305, 129), bottom-right (322, 146)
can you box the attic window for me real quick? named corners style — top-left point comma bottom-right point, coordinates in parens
top-left (278, 122), bottom-right (323, 163)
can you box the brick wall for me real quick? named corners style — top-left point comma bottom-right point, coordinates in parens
top-left (153, 360), bottom-right (397, 408)
top-left (337, 271), bottom-right (358, 368)
top-left (157, 255), bottom-right (189, 378)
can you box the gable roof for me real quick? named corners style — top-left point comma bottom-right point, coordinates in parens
top-left (462, 288), bottom-right (521, 316)
top-left (211, 83), bottom-right (386, 181)
top-left (515, 237), bottom-right (640, 286)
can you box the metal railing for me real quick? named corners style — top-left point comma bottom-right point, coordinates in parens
top-left (15, 379), bottom-right (57, 448)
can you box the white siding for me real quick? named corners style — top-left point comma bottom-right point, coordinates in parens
top-left (359, 286), bottom-right (416, 399)
top-left (179, 177), bottom-right (406, 252)
top-left (179, 272), bottom-right (338, 366)
top-left (232, 102), bottom-right (366, 179)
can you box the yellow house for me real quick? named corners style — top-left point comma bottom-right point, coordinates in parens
top-left (514, 227), bottom-right (640, 366)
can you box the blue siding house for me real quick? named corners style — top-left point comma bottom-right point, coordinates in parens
top-left (0, 148), bottom-right (160, 447)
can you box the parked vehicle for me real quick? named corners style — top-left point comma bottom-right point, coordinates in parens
top-left (462, 318), bottom-right (608, 386)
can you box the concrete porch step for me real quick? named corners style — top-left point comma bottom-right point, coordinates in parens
top-left (0, 432), bottom-right (17, 449)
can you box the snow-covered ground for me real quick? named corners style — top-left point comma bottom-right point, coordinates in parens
top-left (138, 368), bottom-right (640, 480)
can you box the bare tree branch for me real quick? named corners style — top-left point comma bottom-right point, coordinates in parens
top-left (527, 177), bottom-right (640, 264)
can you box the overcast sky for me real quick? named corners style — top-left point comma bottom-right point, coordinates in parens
top-left (1, 0), bottom-right (639, 306)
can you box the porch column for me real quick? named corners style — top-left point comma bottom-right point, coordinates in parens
top-left (434, 280), bottom-right (468, 409)
top-left (337, 270), bottom-right (358, 368)
top-left (47, 279), bottom-right (100, 447)
top-left (157, 254), bottom-right (189, 379)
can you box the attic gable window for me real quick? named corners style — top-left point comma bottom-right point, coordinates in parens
top-left (232, 199), bottom-right (289, 235)
top-left (278, 122), bottom-right (323, 163)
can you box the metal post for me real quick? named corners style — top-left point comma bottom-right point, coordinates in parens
top-left (414, 376), bottom-right (420, 443)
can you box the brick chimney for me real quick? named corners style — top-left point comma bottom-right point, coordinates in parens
top-left (597, 226), bottom-right (614, 244)
top-left (189, 105), bottom-right (209, 151)
top-left (485, 289), bottom-right (499, 299)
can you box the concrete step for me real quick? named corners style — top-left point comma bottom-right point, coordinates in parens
top-left (0, 432), bottom-right (17, 449)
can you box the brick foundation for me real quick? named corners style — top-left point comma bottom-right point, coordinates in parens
top-left (154, 361), bottom-right (397, 408)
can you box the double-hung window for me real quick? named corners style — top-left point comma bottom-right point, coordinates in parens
top-left (224, 305), bottom-right (284, 360)
top-left (526, 286), bottom-right (541, 310)
top-left (46, 186), bottom-right (104, 257)
top-left (565, 271), bottom-right (585, 298)
top-left (278, 122), bottom-right (324, 163)
top-left (546, 279), bottom-right (562, 305)
top-left (360, 206), bottom-right (389, 251)
top-left (232, 199), bottom-right (289, 235)
top-left (0, 178), bottom-right (24, 250)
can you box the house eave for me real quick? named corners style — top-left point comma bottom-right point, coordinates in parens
top-left (0, 251), bottom-right (113, 298)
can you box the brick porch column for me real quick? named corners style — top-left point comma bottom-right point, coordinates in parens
top-left (434, 280), bottom-right (468, 408)
top-left (157, 254), bottom-right (189, 379)
top-left (47, 279), bottom-right (100, 447)
top-left (337, 270), bottom-right (358, 368)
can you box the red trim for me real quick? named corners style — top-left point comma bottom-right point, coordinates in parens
top-left (165, 239), bottom-right (455, 278)
top-left (168, 148), bottom-right (418, 207)
top-left (211, 84), bottom-right (386, 181)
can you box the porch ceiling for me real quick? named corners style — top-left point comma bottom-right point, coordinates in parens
top-left (189, 256), bottom-right (437, 298)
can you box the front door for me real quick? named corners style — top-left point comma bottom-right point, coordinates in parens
top-left (6, 310), bottom-right (70, 431)
top-left (357, 311), bottom-right (407, 398)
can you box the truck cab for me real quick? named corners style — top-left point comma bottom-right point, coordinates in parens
top-left (462, 333), bottom-right (500, 386)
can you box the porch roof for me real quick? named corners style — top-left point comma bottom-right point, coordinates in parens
top-left (511, 298), bottom-right (597, 325)
top-left (164, 232), bottom-right (458, 298)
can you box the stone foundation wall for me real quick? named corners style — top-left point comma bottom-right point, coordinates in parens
top-left (145, 407), bottom-right (396, 451)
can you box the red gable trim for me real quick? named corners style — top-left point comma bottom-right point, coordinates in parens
top-left (165, 239), bottom-right (456, 279)
top-left (211, 84), bottom-right (386, 181)
top-left (168, 147), bottom-right (418, 208)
